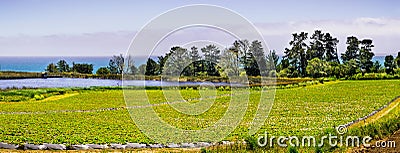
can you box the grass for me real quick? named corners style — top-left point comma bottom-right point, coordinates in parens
top-left (0, 80), bottom-right (399, 150)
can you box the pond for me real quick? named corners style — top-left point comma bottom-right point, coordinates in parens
top-left (0, 78), bottom-right (238, 89)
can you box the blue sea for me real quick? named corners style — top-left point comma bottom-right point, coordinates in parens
top-left (0, 56), bottom-right (387, 72)
top-left (0, 56), bottom-right (148, 72)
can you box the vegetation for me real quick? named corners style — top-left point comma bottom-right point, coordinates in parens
top-left (0, 80), bottom-right (398, 148)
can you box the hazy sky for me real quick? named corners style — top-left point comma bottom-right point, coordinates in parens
top-left (1, 0), bottom-right (399, 56)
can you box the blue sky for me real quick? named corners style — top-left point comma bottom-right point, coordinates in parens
top-left (1, 0), bottom-right (399, 56)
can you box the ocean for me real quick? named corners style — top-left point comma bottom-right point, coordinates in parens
top-left (0, 56), bottom-right (148, 72)
top-left (0, 56), bottom-right (387, 73)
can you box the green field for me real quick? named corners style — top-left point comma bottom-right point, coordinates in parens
top-left (0, 80), bottom-right (399, 146)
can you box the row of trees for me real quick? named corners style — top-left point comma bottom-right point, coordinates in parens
top-left (137, 40), bottom-right (273, 77)
top-left (46, 60), bottom-right (93, 74)
top-left (46, 29), bottom-right (400, 78)
top-left (280, 30), bottom-right (400, 78)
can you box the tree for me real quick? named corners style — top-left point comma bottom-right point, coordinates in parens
top-left (343, 59), bottom-right (358, 77)
top-left (186, 46), bottom-right (202, 76)
top-left (395, 52), bottom-right (400, 68)
top-left (341, 36), bottom-right (360, 63)
top-left (125, 55), bottom-right (137, 75)
top-left (308, 30), bottom-right (325, 60)
top-left (96, 67), bottom-right (111, 75)
top-left (284, 32), bottom-right (309, 77)
top-left (306, 58), bottom-right (328, 78)
top-left (201, 44), bottom-right (221, 76)
top-left (219, 49), bottom-right (238, 77)
top-left (384, 55), bottom-right (395, 74)
top-left (138, 64), bottom-right (146, 75)
top-left (246, 40), bottom-right (267, 76)
top-left (145, 58), bottom-right (159, 76)
top-left (163, 46), bottom-right (190, 76)
top-left (72, 63), bottom-right (93, 74)
top-left (57, 60), bottom-right (70, 72)
top-left (359, 39), bottom-right (375, 73)
top-left (108, 54), bottom-right (124, 74)
top-left (46, 63), bottom-right (58, 73)
top-left (266, 50), bottom-right (279, 73)
top-left (371, 61), bottom-right (382, 73)
top-left (324, 33), bottom-right (340, 63)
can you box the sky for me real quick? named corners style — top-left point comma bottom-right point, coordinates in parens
top-left (0, 0), bottom-right (400, 56)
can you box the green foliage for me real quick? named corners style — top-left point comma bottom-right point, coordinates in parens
top-left (96, 67), bottom-right (111, 75)
top-left (145, 58), bottom-right (159, 76)
top-left (72, 63), bottom-right (93, 74)
top-left (287, 146), bottom-right (299, 153)
top-left (46, 63), bottom-right (58, 73)
top-left (0, 80), bottom-right (399, 147)
top-left (57, 60), bottom-right (70, 72)
top-left (108, 54), bottom-right (125, 74)
top-left (244, 135), bottom-right (258, 150)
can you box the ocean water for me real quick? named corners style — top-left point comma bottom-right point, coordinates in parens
top-left (0, 56), bottom-right (147, 72)
top-left (0, 56), bottom-right (388, 73)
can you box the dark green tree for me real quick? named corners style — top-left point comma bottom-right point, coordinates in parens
top-left (108, 54), bottom-right (124, 74)
top-left (308, 30), bottom-right (325, 60)
top-left (46, 63), bottom-right (58, 73)
top-left (72, 63), bottom-right (93, 74)
top-left (201, 44), bottom-right (221, 76)
top-left (341, 36), bottom-right (360, 63)
top-left (145, 58), bottom-right (159, 76)
top-left (246, 40), bottom-right (267, 76)
top-left (96, 67), bottom-right (111, 75)
top-left (323, 33), bottom-right (340, 63)
top-left (163, 46), bottom-right (190, 76)
top-left (284, 32), bottom-right (309, 77)
top-left (371, 61), bottom-right (382, 73)
top-left (185, 46), bottom-right (202, 76)
top-left (384, 55), bottom-right (395, 74)
top-left (266, 50), bottom-right (279, 72)
top-left (57, 60), bottom-right (70, 72)
top-left (359, 39), bottom-right (375, 73)
top-left (395, 52), bottom-right (400, 68)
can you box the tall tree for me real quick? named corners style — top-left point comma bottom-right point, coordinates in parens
top-left (228, 41), bottom-right (241, 76)
top-left (46, 63), bottom-right (58, 73)
top-left (219, 49), bottom-right (238, 77)
top-left (308, 30), bottom-right (325, 60)
top-left (323, 33), bottom-right (340, 63)
top-left (266, 50), bottom-right (279, 72)
top-left (72, 63), bottom-right (93, 74)
top-left (246, 40), bottom-right (267, 76)
top-left (163, 46), bottom-right (190, 76)
top-left (384, 55), bottom-right (395, 74)
top-left (125, 55), bottom-right (137, 75)
top-left (108, 54), bottom-right (125, 74)
top-left (359, 39), bottom-right (375, 73)
top-left (201, 44), bottom-right (221, 76)
top-left (395, 51), bottom-right (400, 68)
top-left (341, 36), bottom-right (360, 63)
top-left (186, 46), bottom-right (202, 76)
top-left (145, 58), bottom-right (159, 76)
top-left (284, 32), bottom-right (309, 77)
top-left (57, 60), bottom-right (70, 72)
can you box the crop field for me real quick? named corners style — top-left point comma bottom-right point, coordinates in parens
top-left (0, 80), bottom-right (399, 145)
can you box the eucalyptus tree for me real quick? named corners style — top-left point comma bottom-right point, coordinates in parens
top-left (284, 32), bottom-right (309, 77)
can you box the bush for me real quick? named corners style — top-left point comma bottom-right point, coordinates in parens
top-left (244, 135), bottom-right (258, 150)
top-left (287, 146), bottom-right (299, 153)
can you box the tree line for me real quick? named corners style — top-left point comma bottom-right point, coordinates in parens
top-left (46, 29), bottom-right (400, 79)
